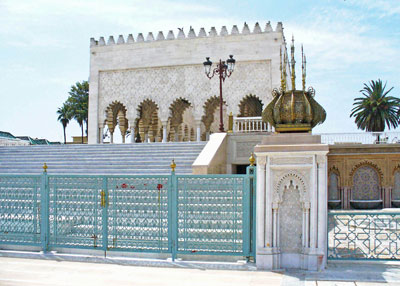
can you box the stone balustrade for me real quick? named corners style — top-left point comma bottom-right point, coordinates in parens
top-left (233, 116), bottom-right (272, 133)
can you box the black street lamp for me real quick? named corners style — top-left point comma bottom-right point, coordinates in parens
top-left (203, 55), bottom-right (236, 132)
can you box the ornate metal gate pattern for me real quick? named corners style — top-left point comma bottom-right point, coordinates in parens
top-left (0, 167), bottom-right (255, 260)
top-left (328, 212), bottom-right (400, 260)
top-left (0, 175), bottom-right (41, 246)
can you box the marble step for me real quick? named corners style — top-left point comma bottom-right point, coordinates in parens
top-left (0, 142), bottom-right (206, 175)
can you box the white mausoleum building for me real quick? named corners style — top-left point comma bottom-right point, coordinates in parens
top-left (88, 22), bottom-right (285, 144)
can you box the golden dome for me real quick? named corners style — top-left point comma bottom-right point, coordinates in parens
top-left (263, 87), bottom-right (326, 132)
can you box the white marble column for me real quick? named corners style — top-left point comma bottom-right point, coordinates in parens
top-left (99, 126), bottom-right (104, 144)
top-left (265, 157), bottom-right (272, 248)
top-left (317, 157), bottom-right (328, 268)
top-left (130, 127), bottom-right (135, 143)
top-left (194, 120), bottom-right (201, 142)
top-left (162, 121), bottom-right (168, 143)
top-left (196, 124), bottom-right (201, 142)
top-left (309, 155), bottom-right (318, 250)
top-left (256, 157), bottom-right (266, 250)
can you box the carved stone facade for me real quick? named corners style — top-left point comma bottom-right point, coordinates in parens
top-left (254, 134), bottom-right (329, 270)
top-left (88, 22), bottom-right (285, 144)
top-left (327, 144), bottom-right (400, 209)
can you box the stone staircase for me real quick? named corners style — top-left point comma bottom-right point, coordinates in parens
top-left (0, 142), bottom-right (207, 175)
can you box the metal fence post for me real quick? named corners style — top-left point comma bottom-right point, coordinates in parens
top-left (243, 172), bottom-right (251, 258)
top-left (102, 177), bottom-right (108, 251)
top-left (40, 163), bottom-right (50, 252)
top-left (169, 160), bottom-right (178, 261)
top-left (247, 154), bottom-right (257, 259)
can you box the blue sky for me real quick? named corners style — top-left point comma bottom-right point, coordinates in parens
top-left (0, 0), bottom-right (399, 142)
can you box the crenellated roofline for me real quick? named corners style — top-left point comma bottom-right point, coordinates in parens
top-left (90, 21), bottom-right (284, 47)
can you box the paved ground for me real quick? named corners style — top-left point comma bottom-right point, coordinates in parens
top-left (0, 257), bottom-right (281, 286)
top-left (1, 257), bottom-right (400, 286)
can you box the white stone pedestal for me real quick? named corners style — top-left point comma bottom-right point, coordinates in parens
top-left (254, 134), bottom-right (329, 271)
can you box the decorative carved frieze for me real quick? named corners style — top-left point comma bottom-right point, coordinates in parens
top-left (98, 61), bottom-right (271, 123)
top-left (270, 156), bottom-right (313, 165)
top-left (273, 170), bottom-right (310, 207)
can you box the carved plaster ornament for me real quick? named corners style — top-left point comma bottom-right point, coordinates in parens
top-left (99, 61), bottom-right (271, 123)
top-left (274, 171), bottom-right (310, 209)
top-left (257, 156), bottom-right (266, 165)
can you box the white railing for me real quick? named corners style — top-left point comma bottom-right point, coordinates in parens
top-left (233, 116), bottom-right (272, 133)
top-left (0, 138), bottom-right (30, 146)
top-left (231, 117), bottom-right (400, 145)
top-left (317, 132), bottom-right (400, 145)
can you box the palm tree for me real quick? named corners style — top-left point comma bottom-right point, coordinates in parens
top-left (57, 103), bottom-right (71, 144)
top-left (350, 79), bottom-right (399, 142)
top-left (67, 81), bottom-right (89, 143)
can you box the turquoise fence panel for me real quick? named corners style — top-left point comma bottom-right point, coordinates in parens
top-left (0, 175), bottom-right (41, 246)
top-left (48, 176), bottom-right (103, 249)
top-left (107, 176), bottom-right (170, 252)
top-left (328, 212), bottom-right (400, 260)
top-left (0, 170), bottom-right (256, 259)
top-left (175, 175), bottom-right (249, 256)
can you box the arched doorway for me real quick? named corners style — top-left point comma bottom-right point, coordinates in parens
top-left (105, 101), bottom-right (128, 143)
top-left (136, 99), bottom-right (160, 142)
top-left (201, 96), bottom-right (227, 140)
top-left (238, 94), bottom-right (263, 117)
top-left (168, 98), bottom-right (195, 142)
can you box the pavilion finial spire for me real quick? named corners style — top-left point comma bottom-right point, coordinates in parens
top-left (280, 47), bottom-right (286, 91)
top-left (302, 44), bottom-right (306, 91)
top-left (290, 35), bottom-right (296, 90)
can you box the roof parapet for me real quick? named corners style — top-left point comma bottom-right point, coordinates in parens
top-left (90, 22), bottom-right (284, 47)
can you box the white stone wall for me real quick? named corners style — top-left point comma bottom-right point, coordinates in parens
top-left (89, 22), bottom-right (285, 143)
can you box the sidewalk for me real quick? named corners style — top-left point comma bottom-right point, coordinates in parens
top-left (0, 256), bottom-right (399, 286)
top-left (282, 261), bottom-right (400, 285)
top-left (0, 257), bottom-right (281, 286)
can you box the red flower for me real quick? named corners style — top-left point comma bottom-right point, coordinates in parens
top-left (121, 183), bottom-right (128, 189)
top-left (157, 184), bottom-right (163, 190)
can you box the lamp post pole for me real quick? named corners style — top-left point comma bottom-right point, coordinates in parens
top-left (203, 55), bottom-right (236, 132)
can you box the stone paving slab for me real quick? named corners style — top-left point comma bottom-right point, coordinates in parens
top-left (1, 255), bottom-right (400, 286)
top-left (0, 257), bottom-right (282, 286)
top-left (281, 261), bottom-right (400, 285)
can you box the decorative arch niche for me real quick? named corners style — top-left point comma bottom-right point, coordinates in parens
top-left (350, 162), bottom-right (382, 209)
top-left (328, 167), bottom-right (341, 209)
top-left (272, 171), bottom-right (311, 255)
top-left (392, 166), bottom-right (400, 207)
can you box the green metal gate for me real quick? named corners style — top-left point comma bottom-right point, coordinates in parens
top-left (0, 166), bottom-right (256, 260)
